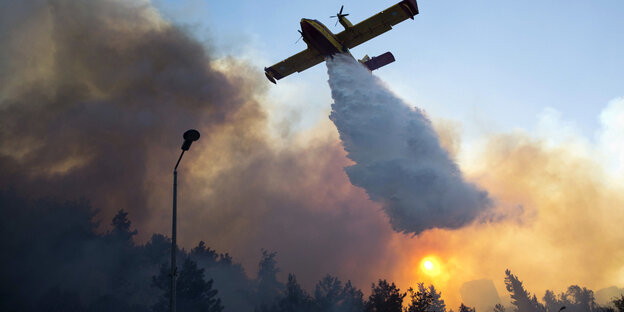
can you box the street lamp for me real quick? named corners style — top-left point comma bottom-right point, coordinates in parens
top-left (171, 129), bottom-right (200, 312)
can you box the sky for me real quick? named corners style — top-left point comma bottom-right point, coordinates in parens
top-left (154, 0), bottom-right (624, 140)
top-left (2, 0), bottom-right (624, 310)
top-left (148, 0), bottom-right (624, 307)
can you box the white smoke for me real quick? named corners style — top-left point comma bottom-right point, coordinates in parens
top-left (599, 97), bottom-right (624, 180)
top-left (326, 54), bottom-right (492, 235)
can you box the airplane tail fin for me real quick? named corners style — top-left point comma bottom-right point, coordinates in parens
top-left (362, 52), bottom-right (395, 71)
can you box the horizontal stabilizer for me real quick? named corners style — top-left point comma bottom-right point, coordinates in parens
top-left (363, 52), bottom-right (395, 71)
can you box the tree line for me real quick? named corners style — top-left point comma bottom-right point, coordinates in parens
top-left (1, 191), bottom-right (622, 312)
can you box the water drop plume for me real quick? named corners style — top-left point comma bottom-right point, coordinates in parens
top-left (327, 54), bottom-right (492, 234)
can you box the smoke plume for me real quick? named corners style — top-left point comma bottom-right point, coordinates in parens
top-left (0, 0), bottom-right (261, 227)
top-left (327, 54), bottom-right (492, 235)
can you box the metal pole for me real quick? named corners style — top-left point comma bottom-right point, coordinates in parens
top-left (169, 129), bottom-right (198, 312)
top-left (170, 169), bottom-right (177, 312)
top-left (171, 150), bottom-right (184, 312)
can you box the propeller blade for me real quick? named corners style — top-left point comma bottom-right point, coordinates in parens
top-left (295, 30), bottom-right (303, 44)
top-left (332, 5), bottom-right (348, 27)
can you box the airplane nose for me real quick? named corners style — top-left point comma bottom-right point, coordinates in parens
top-left (300, 20), bottom-right (313, 33)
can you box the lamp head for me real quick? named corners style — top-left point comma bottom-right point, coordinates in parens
top-left (181, 129), bottom-right (200, 151)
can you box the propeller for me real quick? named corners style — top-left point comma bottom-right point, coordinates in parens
top-left (330, 5), bottom-right (349, 27)
top-left (295, 30), bottom-right (303, 44)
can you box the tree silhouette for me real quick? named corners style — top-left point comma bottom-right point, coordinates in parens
top-left (256, 249), bottom-right (284, 306)
top-left (110, 209), bottom-right (138, 243)
top-left (278, 274), bottom-right (316, 312)
top-left (314, 275), bottom-right (365, 312)
top-left (191, 241), bottom-right (254, 311)
top-left (315, 275), bottom-right (344, 311)
top-left (107, 209), bottom-right (142, 291)
top-left (406, 283), bottom-right (446, 312)
top-left (192, 241), bottom-right (219, 266)
top-left (494, 303), bottom-right (507, 312)
top-left (257, 274), bottom-right (316, 312)
top-left (142, 233), bottom-right (171, 265)
top-left (613, 295), bottom-right (624, 312)
top-left (544, 290), bottom-right (561, 312)
top-left (428, 284), bottom-right (447, 312)
top-left (565, 285), bottom-right (595, 312)
top-left (459, 303), bottom-right (476, 312)
top-left (505, 269), bottom-right (545, 312)
top-left (543, 285), bottom-right (595, 312)
top-left (18, 189), bottom-right (622, 312)
top-left (341, 280), bottom-right (366, 312)
top-left (152, 257), bottom-right (223, 312)
top-left (406, 284), bottom-right (433, 312)
top-left (365, 279), bottom-right (405, 312)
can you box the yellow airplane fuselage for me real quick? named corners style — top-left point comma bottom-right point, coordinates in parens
top-left (300, 19), bottom-right (350, 57)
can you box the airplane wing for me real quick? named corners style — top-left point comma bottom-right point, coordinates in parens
top-left (336, 0), bottom-right (419, 50)
top-left (264, 48), bottom-right (325, 83)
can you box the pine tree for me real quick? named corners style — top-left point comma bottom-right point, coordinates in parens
top-left (365, 279), bottom-right (405, 312)
top-left (276, 274), bottom-right (316, 312)
top-left (406, 284), bottom-right (433, 312)
top-left (494, 303), bottom-right (507, 312)
top-left (110, 209), bottom-right (137, 243)
top-left (406, 283), bottom-right (446, 312)
top-left (341, 280), bottom-right (365, 312)
top-left (613, 295), bottom-right (624, 312)
top-left (191, 241), bottom-right (219, 265)
top-left (315, 274), bottom-right (343, 311)
top-left (459, 303), bottom-right (476, 312)
top-left (314, 275), bottom-right (365, 312)
top-left (428, 284), bottom-right (447, 312)
top-left (544, 290), bottom-right (561, 312)
top-left (152, 258), bottom-right (223, 312)
top-left (256, 250), bottom-right (284, 306)
top-left (565, 285), bottom-right (595, 312)
top-left (505, 269), bottom-right (545, 312)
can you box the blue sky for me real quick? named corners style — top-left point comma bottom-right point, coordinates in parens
top-left (154, 0), bottom-right (624, 141)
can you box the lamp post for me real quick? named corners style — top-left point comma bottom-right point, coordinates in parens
top-left (170, 129), bottom-right (200, 312)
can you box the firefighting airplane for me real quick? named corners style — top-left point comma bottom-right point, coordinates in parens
top-left (264, 0), bottom-right (419, 84)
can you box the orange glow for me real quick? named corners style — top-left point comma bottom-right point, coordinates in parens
top-left (420, 256), bottom-right (442, 276)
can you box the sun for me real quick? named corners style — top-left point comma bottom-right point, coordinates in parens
top-left (423, 260), bottom-right (434, 271)
top-left (420, 256), bottom-right (441, 276)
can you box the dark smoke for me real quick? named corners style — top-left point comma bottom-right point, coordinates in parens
top-left (327, 54), bottom-right (492, 235)
top-left (0, 0), bottom-right (269, 309)
top-left (0, 0), bottom-right (257, 227)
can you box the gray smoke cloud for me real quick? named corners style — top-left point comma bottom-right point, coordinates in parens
top-left (0, 0), bottom-right (257, 227)
top-left (327, 54), bottom-right (492, 235)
